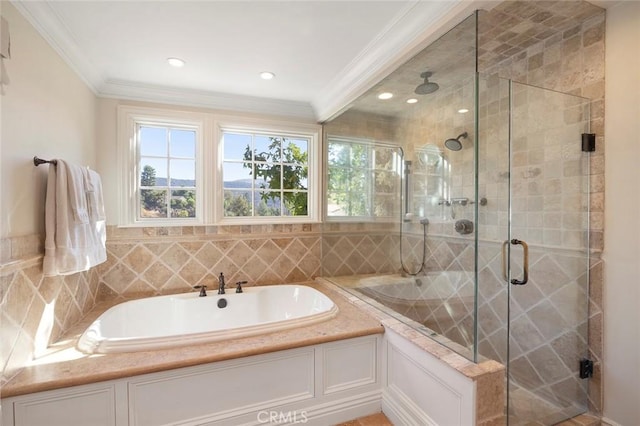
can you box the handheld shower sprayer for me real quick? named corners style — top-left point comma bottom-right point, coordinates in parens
top-left (403, 160), bottom-right (412, 221)
top-left (400, 154), bottom-right (429, 276)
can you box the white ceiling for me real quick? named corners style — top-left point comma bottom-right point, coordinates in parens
top-left (14, 0), bottom-right (484, 121)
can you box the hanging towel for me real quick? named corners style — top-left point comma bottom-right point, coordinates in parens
top-left (82, 167), bottom-right (106, 222)
top-left (43, 159), bottom-right (107, 276)
top-left (65, 160), bottom-right (89, 224)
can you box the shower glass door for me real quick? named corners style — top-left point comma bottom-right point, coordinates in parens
top-left (505, 81), bottom-right (591, 424)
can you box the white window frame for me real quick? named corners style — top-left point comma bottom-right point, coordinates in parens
top-left (214, 115), bottom-right (321, 224)
top-left (117, 106), bottom-right (320, 226)
top-left (118, 106), bottom-right (211, 226)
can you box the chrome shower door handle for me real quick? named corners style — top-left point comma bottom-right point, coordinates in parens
top-left (501, 239), bottom-right (529, 285)
top-left (510, 239), bottom-right (529, 285)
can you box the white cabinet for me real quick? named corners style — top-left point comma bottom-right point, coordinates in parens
top-left (381, 329), bottom-right (476, 426)
top-left (9, 384), bottom-right (117, 426)
top-left (127, 350), bottom-right (315, 426)
top-left (2, 336), bottom-right (381, 426)
top-left (3, 332), bottom-right (488, 426)
top-left (322, 337), bottom-right (377, 395)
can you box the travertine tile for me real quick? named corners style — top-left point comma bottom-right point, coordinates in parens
top-left (477, 370), bottom-right (506, 423)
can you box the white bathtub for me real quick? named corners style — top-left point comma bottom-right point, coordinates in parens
top-left (77, 285), bottom-right (338, 354)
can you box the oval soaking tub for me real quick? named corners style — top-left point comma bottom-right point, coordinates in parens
top-left (77, 285), bottom-right (338, 354)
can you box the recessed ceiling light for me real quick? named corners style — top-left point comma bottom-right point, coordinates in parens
top-left (260, 71), bottom-right (275, 80)
top-left (378, 92), bottom-right (393, 100)
top-left (406, 98), bottom-right (418, 104)
top-left (167, 57), bottom-right (185, 68)
top-left (458, 108), bottom-right (469, 114)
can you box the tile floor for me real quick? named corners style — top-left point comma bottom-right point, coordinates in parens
top-left (336, 412), bottom-right (600, 426)
top-left (335, 412), bottom-right (393, 426)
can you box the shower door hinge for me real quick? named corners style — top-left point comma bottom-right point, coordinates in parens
top-left (579, 358), bottom-right (594, 379)
top-left (582, 133), bottom-right (596, 152)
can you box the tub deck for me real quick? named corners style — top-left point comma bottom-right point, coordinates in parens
top-left (1, 281), bottom-right (384, 398)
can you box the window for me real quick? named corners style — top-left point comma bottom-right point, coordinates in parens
top-left (221, 131), bottom-right (309, 218)
top-left (118, 106), bottom-right (320, 226)
top-left (118, 107), bottom-right (206, 226)
top-left (326, 137), bottom-right (400, 219)
top-left (138, 125), bottom-right (197, 219)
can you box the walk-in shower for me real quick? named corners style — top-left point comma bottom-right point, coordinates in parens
top-left (322, 8), bottom-right (599, 425)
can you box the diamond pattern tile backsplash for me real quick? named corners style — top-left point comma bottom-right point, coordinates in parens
top-left (99, 233), bottom-right (321, 297)
top-left (0, 256), bottom-right (100, 382)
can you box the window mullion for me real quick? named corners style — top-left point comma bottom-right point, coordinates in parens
top-left (251, 133), bottom-right (256, 217)
top-left (166, 127), bottom-right (171, 219)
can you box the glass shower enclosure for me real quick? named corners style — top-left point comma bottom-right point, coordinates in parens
top-left (321, 10), bottom-right (594, 425)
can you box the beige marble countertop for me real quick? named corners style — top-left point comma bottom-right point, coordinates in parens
top-left (1, 281), bottom-right (384, 398)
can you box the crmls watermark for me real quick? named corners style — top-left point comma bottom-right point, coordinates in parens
top-left (257, 410), bottom-right (309, 424)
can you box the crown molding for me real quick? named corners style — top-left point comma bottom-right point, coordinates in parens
top-left (312, 0), bottom-right (492, 123)
top-left (100, 79), bottom-right (317, 120)
top-left (13, 0), bottom-right (494, 122)
top-left (11, 0), bottom-right (102, 94)
top-left (12, 0), bottom-right (316, 120)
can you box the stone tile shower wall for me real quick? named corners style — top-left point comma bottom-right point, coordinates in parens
top-left (479, 4), bottom-right (606, 416)
top-left (321, 223), bottom-right (399, 277)
top-left (0, 235), bottom-right (101, 384)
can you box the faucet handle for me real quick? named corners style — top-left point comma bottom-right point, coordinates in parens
top-left (218, 272), bottom-right (226, 295)
top-left (193, 285), bottom-right (207, 297)
top-left (235, 281), bottom-right (247, 293)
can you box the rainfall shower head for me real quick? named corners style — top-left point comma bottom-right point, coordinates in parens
top-left (414, 71), bottom-right (439, 95)
top-left (444, 132), bottom-right (468, 151)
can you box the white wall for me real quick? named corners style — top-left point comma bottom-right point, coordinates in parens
top-left (0, 2), bottom-right (97, 240)
top-left (95, 98), bottom-right (118, 223)
top-left (603, 2), bottom-right (640, 425)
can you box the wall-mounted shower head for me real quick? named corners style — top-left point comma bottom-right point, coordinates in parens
top-left (444, 132), bottom-right (468, 151)
top-left (414, 71), bottom-right (439, 95)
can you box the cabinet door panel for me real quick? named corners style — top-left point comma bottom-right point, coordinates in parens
top-left (129, 350), bottom-right (315, 425)
top-left (14, 387), bottom-right (116, 426)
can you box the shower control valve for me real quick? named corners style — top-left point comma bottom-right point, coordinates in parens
top-left (454, 219), bottom-right (474, 235)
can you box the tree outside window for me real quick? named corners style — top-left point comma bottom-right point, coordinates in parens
top-left (222, 132), bottom-right (309, 218)
top-left (327, 138), bottom-right (399, 218)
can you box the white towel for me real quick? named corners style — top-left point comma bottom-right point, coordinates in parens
top-left (43, 159), bottom-right (107, 276)
top-left (66, 161), bottom-right (89, 224)
top-left (83, 167), bottom-right (106, 222)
